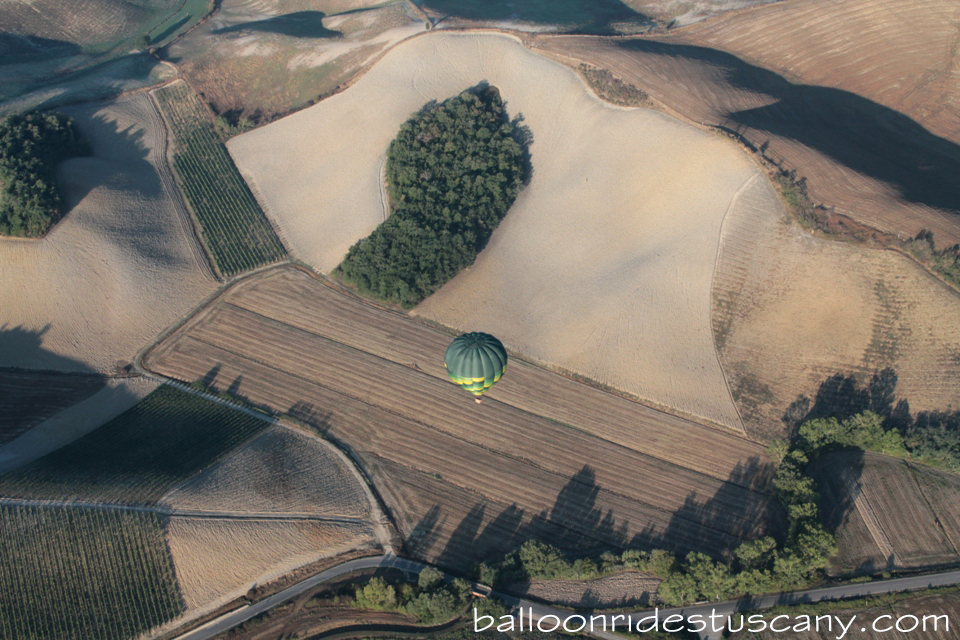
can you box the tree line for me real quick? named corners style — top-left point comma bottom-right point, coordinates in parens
top-left (0, 112), bottom-right (90, 237)
top-left (338, 85), bottom-right (527, 307)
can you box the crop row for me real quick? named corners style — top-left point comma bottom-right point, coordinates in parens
top-left (153, 81), bottom-right (285, 277)
top-left (0, 504), bottom-right (183, 640)
top-left (0, 385), bottom-right (270, 505)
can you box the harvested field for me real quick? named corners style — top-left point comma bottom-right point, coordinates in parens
top-left (0, 503), bottom-right (183, 640)
top-left (144, 265), bottom-right (781, 571)
top-left (536, 30), bottom-right (960, 247)
top-left (228, 32), bottom-right (772, 429)
top-left (0, 93), bottom-right (217, 373)
top-left (162, 424), bottom-right (372, 518)
top-left (153, 80), bottom-right (286, 277)
top-left (0, 370), bottom-right (105, 446)
top-left (508, 571), bottom-right (658, 608)
top-left (0, 385), bottom-right (269, 505)
top-left (166, 516), bottom-right (377, 611)
top-left (0, 377), bottom-right (159, 474)
top-left (709, 173), bottom-right (960, 440)
top-left (812, 451), bottom-right (960, 574)
top-left (169, 0), bottom-right (424, 122)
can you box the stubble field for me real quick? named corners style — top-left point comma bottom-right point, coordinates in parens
top-left (0, 92), bottom-right (217, 373)
top-left (812, 451), bottom-right (960, 574)
top-left (143, 266), bottom-right (781, 571)
top-left (227, 31), bottom-right (781, 430)
top-left (710, 172), bottom-right (960, 440)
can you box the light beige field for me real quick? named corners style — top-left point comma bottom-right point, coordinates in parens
top-left (162, 424), bottom-right (372, 518)
top-left (166, 516), bottom-right (377, 611)
top-left (712, 173), bottom-right (960, 440)
top-left (0, 93), bottom-right (217, 373)
top-left (228, 31), bottom-right (777, 430)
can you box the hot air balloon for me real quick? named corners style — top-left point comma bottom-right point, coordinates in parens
top-left (444, 332), bottom-right (507, 403)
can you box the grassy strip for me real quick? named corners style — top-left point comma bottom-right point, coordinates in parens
top-left (154, 81), bottom-right (286, 278)
top-left (0, 504), bottom-right (183, 639)
top-left (0, 385), bottom-right (269, 504)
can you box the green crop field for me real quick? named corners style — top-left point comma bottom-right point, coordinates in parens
top-left (0, 385), bottom-right (270, 504)
top-left (154, 81), bottom-right (286, 277)
top-left (0, 504), bottom-right (183, 640)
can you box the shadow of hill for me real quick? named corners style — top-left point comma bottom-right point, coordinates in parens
top-left (617, 39), bottom-right (960, 221)
top-left (0, 32), bottom-right (81, 63)
top-left (213, 11), bottom-right (340, 39)
top-left (0, 326), bottom-right (107, 446)
top-left (424, 0), bottom-right (648, 34)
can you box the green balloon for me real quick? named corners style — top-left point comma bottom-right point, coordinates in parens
top-left (444, 332), bottom-right (507, 397)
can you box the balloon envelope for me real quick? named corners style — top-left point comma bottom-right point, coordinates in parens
top-left (444, 332), bottom-right (507, 397)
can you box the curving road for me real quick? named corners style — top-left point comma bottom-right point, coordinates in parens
top-left (172, 553), bottom-right (960, 640)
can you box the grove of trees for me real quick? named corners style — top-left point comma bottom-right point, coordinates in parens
top-left (338, 85), bottom-right (527, 307)
top-left (0, 112), bottom-right (90, 237)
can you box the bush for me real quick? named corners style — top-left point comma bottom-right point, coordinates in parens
top-left (0, 112), bottom-right (90, 237)
top-left (338, 86), bottom-right (527, 307)
top-left (354, 577), bottom-right (396, 610)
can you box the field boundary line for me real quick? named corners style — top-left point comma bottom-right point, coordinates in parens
top-left (905, 460), bottom-right (960, 556)
top-left (836, 465), bottom-right (895, 563)
top-left (0, 497), bottom-right (371, 524)
top-left (707, 172), bottom-right (759, 436)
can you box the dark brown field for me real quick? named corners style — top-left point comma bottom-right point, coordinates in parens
top-left (143, 266), bottom-right (781, 571)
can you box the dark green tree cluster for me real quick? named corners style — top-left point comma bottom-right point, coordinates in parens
top-left (352, 568), bottom-right (472, 625)
top-left (338, 86), bottom-right (527, 307)
top-left (0, 112), bottom-right (90, 237)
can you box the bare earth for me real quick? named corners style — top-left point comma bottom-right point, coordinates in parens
top-left (162, 424), bottom-right (372, 518)
top-left (712, 175), bottom-right (960, 440)
top-left (228, 31), bottom-right (776, 430)
top-left (510, 571), bottom-right (659, 608)
top-left (0, 93), bottom-right (217, 373)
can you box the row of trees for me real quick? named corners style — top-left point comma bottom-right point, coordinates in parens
top-left (0, 112), bottom-right (90, 237)
top-left (352, 567), bottom-right (504, 624)
top-left (338, 85), bottom-right (527, 307)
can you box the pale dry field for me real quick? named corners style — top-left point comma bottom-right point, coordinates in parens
top-left (166, 516), bottom-right (377, 611)
top-left (162, 424), bottom-right (372, 518)
top-left (0, 377), bottom-right (159, 474)
top-left (0, 93), bottom-right (217, 373)
top-left (538, 30), bottom-right (960, 248)
top-left (712, 175), bottom-right (960, 440)
top-left (228, 31), bottom-right (775, 430)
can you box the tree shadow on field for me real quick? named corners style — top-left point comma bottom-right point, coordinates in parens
top-left (0, 33), bottom-right (82, 64)
top-left (616, 39), bottom-right (960, 226)
top-left (423, 0), bottom-right (649, 34)
top-left (213, 11), bottom-right (341, 39)
top-left (411, 461), bottom-right (782, 583)
top-left (0, 326), bottom-right (109, 450)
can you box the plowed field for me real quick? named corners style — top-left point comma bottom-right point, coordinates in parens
top-left (144, 266), bottom-right (781, 571)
